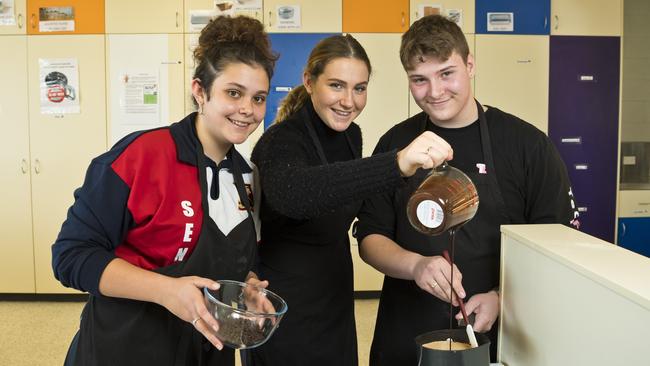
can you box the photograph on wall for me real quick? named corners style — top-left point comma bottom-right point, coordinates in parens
top-left (487, 12), bottom-right (514, 32)
top-left (275, 5), bottom-right (301, 29)
top-left (0, 0), bottom-right (16, 26)
top-left (118, 70), bottom-right (161, 125)
top-left (417, 4), bottom-right (442, 20)
top-left (39, 58), bottom-right (80, 114)
top-left (39, 6), bottom-right (75, 32)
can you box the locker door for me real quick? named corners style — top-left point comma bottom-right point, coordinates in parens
top-left (343, 0), bottom-right (409, 33)
top-left (265, 33), bottom-right (337, 129)
top-left (548, 36), bottom-right (620, 243)
top-left (409, 0), bottom-right (475, 33)
top-left (476, 0), bottom-right (550, 35)
top-left (551, 0), bottom-right (622, 36)
top-left (618, 218), bottom-right (650, 257)
top-left (27, 0), bottom-right (104, 34)
top-left (474, 34), bottom-right (549, 133)
top-left (28, 35), bottom-right (107, 293)
top-left (0, 36), bottom-right (35, 292)
top-left (409, 34), bottom-right (475, 117)
top-left (265, 0), bottom-right (341, 33)
top-left (0, 0), bottom-right (26, 34)
top-left (106, 0), bottom-right (183, 34)
top-left (107, 34), bottom-right (185, 145)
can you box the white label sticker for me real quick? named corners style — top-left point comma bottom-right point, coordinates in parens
top-left (623, 156), bottom-right (636, 165)
top-left (416, 200), bottom-right (444, 228)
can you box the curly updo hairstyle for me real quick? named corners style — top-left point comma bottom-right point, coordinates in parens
top-left (192, 15), bottom-right (278, 106)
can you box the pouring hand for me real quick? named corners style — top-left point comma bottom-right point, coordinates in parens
top-left (159, 276), bottom-right (224, 350)
top-left (413, 255), bottom-right (465, 306)
top-left (455, 290), bottom-right (500, 332)
top-left (396, 131), bottom-right (453, 177)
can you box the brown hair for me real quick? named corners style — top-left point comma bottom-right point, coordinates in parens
top-left (400, 15), bottom-right (469, 70)
top-left (192, 15), bottom-right (278, 106)
top-left (273, 34), bottom-right (371, 124)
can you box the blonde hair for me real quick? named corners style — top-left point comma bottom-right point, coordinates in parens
top-left (273, 34), bottom-right (371, 124)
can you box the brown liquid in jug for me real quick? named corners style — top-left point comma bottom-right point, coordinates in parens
top-left (406, 167), bottom-right (479, 236)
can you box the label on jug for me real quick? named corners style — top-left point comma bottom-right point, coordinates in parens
top-left (416, 200), bottom-right (444, 228)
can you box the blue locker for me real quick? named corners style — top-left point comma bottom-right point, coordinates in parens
top-left (476, 0), bottom-right (550, 35)
top-left (618, 218), bottom-right (650, 257)
top-left (266, 33), bottom-right (338, 128)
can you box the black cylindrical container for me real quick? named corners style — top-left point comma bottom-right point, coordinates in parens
top-left (416, 329), bottom-right (490, 366)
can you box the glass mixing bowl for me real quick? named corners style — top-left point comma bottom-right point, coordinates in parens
top-left (204, 280), bottom-right (288, 349)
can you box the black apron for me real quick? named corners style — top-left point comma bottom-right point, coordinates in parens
top-left (248, 108), bottom-right (361, 366)
top-left (67, 134), bottom-right (257, 366)
top-left (369, 101), bottom-right (511, 365)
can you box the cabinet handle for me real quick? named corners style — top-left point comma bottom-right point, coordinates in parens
top-left (21, 159), bottom-right (28, 174)
top-left (544, 16), bottom-right (548, 29)
top-left (401, 11), bottom-right (405, 27)
top-left (30, 13), bottom-right (35, 29)
top-left (34, 159), bottom-right (40, 174)
top-left (18, 13), bottom-right (23, 29)
top-left (415, 11), bottom-right (418, 20)
top-left (268, 11), bottom-right (273, 27)
top-left (620, 222), bottom-right (626, 237)
top-left (516, 59), bottom-right (532, 64)
top-left (175, 11), bottom-right (179, 28)
top-left (554, 15), bottom-right (559, 30)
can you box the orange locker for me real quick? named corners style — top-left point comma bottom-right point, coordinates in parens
top-left (27, 0), bottom-right (104, 34)
top-left (343, 0), bottom-right (409, 33)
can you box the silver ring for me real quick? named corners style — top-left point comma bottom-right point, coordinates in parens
top-left (192, 317), bottom-right (200, 327)
top-left (430, 281), bottom-right (438, 289)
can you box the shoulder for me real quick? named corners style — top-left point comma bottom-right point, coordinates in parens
top-left (252, 110), bottom-right (311, 163)
top-left (485, 106), bottom-right (549, 149)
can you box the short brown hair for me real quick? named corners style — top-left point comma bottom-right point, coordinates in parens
top-left (400, 15), bottom-right (469, 70)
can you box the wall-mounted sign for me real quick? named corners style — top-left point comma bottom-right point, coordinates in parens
top-left (39, 6), bottom-right (75, 32)
top-left (276, 5), bottom-right (301, 29)
top-left (0, 0), bottom-right (16, 26)
top-left (487, 12), bottom-right (513, 32)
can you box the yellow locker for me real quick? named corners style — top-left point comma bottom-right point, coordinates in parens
top-left (265, 0), bottom-right (341, 33)
top-left (0, 36), bottom-right (35, 293)
top-left (106, 34), bottom-right (185, 145)
top-left (184, 33), bottom-right (199, 116)
top-left (474, 35), bottom-right (549, 134)
top-left (105, 0), bottom-right (183, 34)
top-left (27, 0), bottom-right (104, 35)
top-left (344, 0), bottom-right (409, 33)
top-left (0, 0), bottom-right (26, 34)
top-left (185, 0), bottom-right (264, 33)
top-left (409, 0), bottom-right (475, 33)
top-left (408, 34), bottom-right (475, 117)
top-left (551, 0), bottom-right (622, 36)
top-left (27, 35), bottom-right (107, 293)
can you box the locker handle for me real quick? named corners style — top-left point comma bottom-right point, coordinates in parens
top-left (516, 59), bottom-right (532, 64)
top-left (401, 11), bottom-right (405, 27)
top-left (30, 13), bottom-right (35, 29)
top-left (18, 13), bottom-right (23, 29)
top-left (175, 12), bottom-right (179, 28)
top-left (415, 11), bottom-right (419, 20)
top-left (268, 11), bottom-right (273, 27)
top-left (544, 16), bottom-right (548, 29)
top-left (34, 159), bottom-right (40, 174)
top-left (21, 159), bottom-right (28, 174)
top-left (620, 222), bottom-right (626, 237)
top-left (554, 15), bottom-right (559, 30)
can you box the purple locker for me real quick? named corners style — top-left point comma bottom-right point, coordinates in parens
top-left (549, 36), bottom-right (620, 243)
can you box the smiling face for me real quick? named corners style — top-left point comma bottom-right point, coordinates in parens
top-left (192, 62), bottom-right (269, 161)
top-left (304, 57), bottom-right (369, 132)
top-left (408, 52), bottom-right (477, 128)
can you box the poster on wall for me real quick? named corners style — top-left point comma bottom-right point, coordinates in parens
top-left (275, 5), bottom-right (301, 29)
top-left (39, 6), bottom-right (75, 32)
top-left (0, 0), bottom-right (17, 26)
top-left (118, 70), bottom-right (161, 125)
top-left (487, 12), bottom-right (513, 32)
top-left (39, 58), bottom-right (80, 114)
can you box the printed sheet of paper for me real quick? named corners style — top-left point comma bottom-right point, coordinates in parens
top-left (39, 58), bottom-right (80, 114)
top-left (0, 0), bottom-right (16, 26)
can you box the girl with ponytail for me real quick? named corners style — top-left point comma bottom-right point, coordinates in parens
top-left (249, 35), bottom-right (452, 365)
top-left (54, 16), bottom-right (276, 366)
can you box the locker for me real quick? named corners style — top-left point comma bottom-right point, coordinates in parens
top-left (548, 36), bottom-right (620, 243)
top-left (551, 0), bottom-right (622, 36)
top-left (475, 0), bottom-right (550, 35)
top-left (27, 0), bottom-right (104, 35)
top-left (343, 0), bottom-right (409, 33)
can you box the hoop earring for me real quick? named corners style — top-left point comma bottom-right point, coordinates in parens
top-left (198, 103), bottom-right (204, 115)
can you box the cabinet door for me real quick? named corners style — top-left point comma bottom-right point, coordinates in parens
top-left (0, 36), bottom-right (35, 293)
top-left (27, 0), bottom-right (104, 34)
top-left (185, 0), bottom-right (263, 33)
top-left (0, 0), bottom-right (26, 34)
top-left (264, 33), bottom-right (337, 128)
top-left (107, 34), bottom-right (185, 145)
top-left (352, 33), bottom-right (409, 157)
top-left (28, 35), bottom-right (107, 293)
top-left (476, 0), bottom-right (550, 35)
top-left (551, 0), bottom-right (621, 36)
top-left (409, 34), bottom-right (475, 117)
top-left (474, 35), bottom-right (549, 133)
top-left (265, 0), bottom-right (341, 33)
top-left (106, 0), bottom-right (183, 34)
top-left (343, 0), bottom-right (409, 33)
top-left (618, 218), bottom-right (650, 257)
top-left (410, 0), bottom-right (475, 33)
top-left (548, 36), bottom-right (620, 243)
